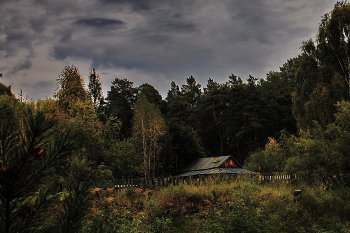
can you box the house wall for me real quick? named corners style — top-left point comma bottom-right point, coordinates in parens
top-left (220, 158), bottom-right (241, 168)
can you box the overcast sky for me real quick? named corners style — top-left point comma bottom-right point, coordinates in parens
top-left (0, 0), bottom-right (337, 100)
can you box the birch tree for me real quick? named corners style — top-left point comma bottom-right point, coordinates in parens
top-left (291, 2), bottom-right (350, 131)
top-left (132, 94), bottom-right (165, 179)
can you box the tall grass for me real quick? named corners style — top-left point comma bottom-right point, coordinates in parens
top-left (82, 175), bottom-right (350, 233)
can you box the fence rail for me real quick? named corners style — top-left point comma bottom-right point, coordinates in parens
top-left (59, 176), bottom-right (178, 191)
top-left (259, 173), bottom-right (303, 181)
top-left (59, 172), bottom-right (303, 191)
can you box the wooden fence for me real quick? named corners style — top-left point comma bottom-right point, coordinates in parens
top-left (59, 176), bottom-right (179, 191)
top-left (259, 173), bottom-right (303, 182)
top-left (59, 172), bottom-right (303, 191)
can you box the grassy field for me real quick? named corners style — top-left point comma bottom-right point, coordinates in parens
top-left (82, 175), bottom-right (350, 233)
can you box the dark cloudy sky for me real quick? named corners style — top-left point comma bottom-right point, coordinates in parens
top-left (0, 0), bottom-right (337, 100)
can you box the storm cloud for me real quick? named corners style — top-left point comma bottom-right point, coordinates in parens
top-left (0, 0), bottom-right (337, 100)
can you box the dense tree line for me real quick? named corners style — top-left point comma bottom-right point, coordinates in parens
top-left (1, 66), bottom-right (297, 180)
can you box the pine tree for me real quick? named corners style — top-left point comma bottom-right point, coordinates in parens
top-left (105, 78), bottom-right (137, 139)
top-left (88, 68), bottom-right (103, 111)
top-left (48, 181), bottom-right (91, 233)
top-left (54, 65), bottom-right (88, 111)
top-left (0, 96), bottom-right (77, 233)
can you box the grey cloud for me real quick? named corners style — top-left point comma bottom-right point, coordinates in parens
top-left (91, 40), bottom-right (214, 77)
top-left (59, 30), bottom-right (74, 43)
top-left (5, 29), bottom-right (33, 43)
top-left (49, 1), bottom-right (280, 82)
top-left (224, 2), bottom-right (287, 44)
top-left (9, 55), bottom-right (33, 74)
top-left (35, 79), bottom-right (56, 89)
top-left (1, 5), bottom-right (43, 57)
top-left (141, 34), bottom-right (171, 45)
top-left (30, 15), bottom-right (48, 33)
top-left (152, 17), bottom-right (197, 33)
top-left (73, 18), bottom-right (126, 29)
top-left (3, 29), bottom-right (34, 56)
top-left (49, 1), bottom-right (202, 67)
top-left (50, 31), bottom-right (213, 76)
top-left (98, 0), bottom-right (152, 12)
top-left (34, 0), bottom-right (80, 16)
top-left (18, 79), bottom-right (56, 100)
top-left (51, 43), bottom-right (79, 61)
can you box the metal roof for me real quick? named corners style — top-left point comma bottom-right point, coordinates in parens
top-left (178, 168), bottom-right (254, 177)
top-left (182, 156), bottom-right (239, 172)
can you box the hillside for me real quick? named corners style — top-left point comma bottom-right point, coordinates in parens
top-left (82, 176), bottom-right (350, 233)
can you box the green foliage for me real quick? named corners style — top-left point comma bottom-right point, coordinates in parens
top-left (0, 97), bottom-right (77, 233)
top-left (284, 132), bottom-right (342, 181)
top-left (163, 73), bottom-right (296, 169)
top-left (88, 68), bottom-right (103, 111)
top-left (163, 77), bottom-right (208, 174)
top-left (54, 65), bottom-right (89, 110)
top-left (245, 1), bottom-right (350, 175)
top-left (52, 100), bottom-right (107, 181)
top-left (291, 53), bottom-right (344, 130)
top-left (198, 78), bottom-right (230, 157)
top-left (137, 83), bottom-right (163, 108)
top-left (291, 2), bottom-right (350, 131)
top-left (66, 101), bottom-right (105, 159)
top-left (132, 94), bottom-right (166, 178)
top-left (105, 78), bottom-right (137, 139)
top-left (181, 75), bottom-right (202, 109)
top-left (317, 1), bottom-right (350, 84)
top-left (48, 181), bottom-right (91, 233)
top-left (245, 137), bottom-right (288, 173)
top-left (107, 139), bottom-right (142, 178)
top-left (247, 101), bottom-right (350, 184)
top-left (0, 83), bottom-right (12, 96)
top-left (161, 124), bottom-right (205, 174)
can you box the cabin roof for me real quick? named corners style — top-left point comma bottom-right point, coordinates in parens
top-left (178, 167), bottom-right (254, 177)
top-left (182, 155), bottom-right (241, 172)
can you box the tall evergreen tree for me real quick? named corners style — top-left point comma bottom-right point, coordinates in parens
top-left (137, 83), bottom-right (162, 106)
top-left (105, 78), bottom-right (137, 139)
top-left (54, 65), bottom-right (88, 110)
top-left (88, 68), bottom-right (103, 111)
top-left (165, 81), bottom-right (186, 124)
top-left (138, 83), bottom-right (167, 114)
top-left (262, 65), bottom-right (296, 136)
top-left (181, 75), bottom-right (202, 109)
top-left (166, 81), bottom-right (181, 102)
top-left (163, 80), bottom-right (205, 174)
top-left (198, 78), bottom-right (230, 157)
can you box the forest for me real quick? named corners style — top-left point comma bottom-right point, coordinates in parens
top-left (1, 2), bottom-right (350, 232)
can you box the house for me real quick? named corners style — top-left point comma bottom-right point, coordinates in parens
top-left (178, 155), bottom-right (254, 177)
